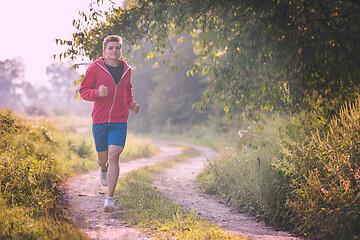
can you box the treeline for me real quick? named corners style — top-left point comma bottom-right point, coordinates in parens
top-left (0, 58), bottom-right (91, 116)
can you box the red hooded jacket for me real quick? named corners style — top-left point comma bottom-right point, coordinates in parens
top-left (79, 57), bottom-right (134, 124)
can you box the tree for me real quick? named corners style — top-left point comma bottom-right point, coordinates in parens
top-left (128, 37), bottom-right (207, 133)
top-left (146, 36), bottom-right (207, 130)
top-left (0, 58), bottom-right (26, 110)
top-left (46, 62), bottom-right (79, 113)
top-left (58, 0), bottom-right (360, 118)
top-left (45, 62), bottom-right (91, 115)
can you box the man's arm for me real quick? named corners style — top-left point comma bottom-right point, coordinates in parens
top-left (79, 66), bottom-right (101, 101)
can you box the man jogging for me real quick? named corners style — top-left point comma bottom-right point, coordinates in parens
top-left (79, 35), bottom-right (140, 212)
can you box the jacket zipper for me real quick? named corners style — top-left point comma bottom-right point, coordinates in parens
top-left (96, 63), bottom-right (131, 122)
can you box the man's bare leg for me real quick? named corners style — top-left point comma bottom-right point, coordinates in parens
top-left (107, 145), bottom-right (123, 197)
top-left (97, 150), bottom-right (109, 171)
top-left (97, 150), bottom-right (109, 186)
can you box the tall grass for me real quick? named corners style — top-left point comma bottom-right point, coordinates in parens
top-left (0, 108), bottom-right (88, 239)
top-left (0, 109), bottom-right (159, 239)
top-left (47, 114), bottom-right (160, 162)
top-left (277, 99), bottom-right (360, 239)
top-left (198, 114), bottom-right (298, 225)
top-left (198, 96), bottom-right (360, 239)
top-left (121, 135), bottom-right (160, 161)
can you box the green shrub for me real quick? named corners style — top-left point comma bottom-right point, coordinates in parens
top-left (277, 98), bottom-right (360, 239)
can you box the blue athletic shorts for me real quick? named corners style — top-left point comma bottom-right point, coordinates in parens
top-left (92, 122), bottom-right (128, 152)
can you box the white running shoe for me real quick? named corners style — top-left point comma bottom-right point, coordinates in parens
top-left (104, 196), bottom-right (115, 212)
top-left (100, 168), bottom-right (107, 186)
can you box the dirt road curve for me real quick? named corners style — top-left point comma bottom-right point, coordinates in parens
top-left (65, 141), bottom-right (300, 240)
top-left (153, 142), bottom-right (300, 240)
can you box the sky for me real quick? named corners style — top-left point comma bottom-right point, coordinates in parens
top-left (0, 0), bottom-right (116, 87)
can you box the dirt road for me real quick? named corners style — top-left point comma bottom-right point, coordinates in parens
top-left (65, 142), bottom-right (181, 240)
top-left (65, 141), bottom-right (300, 240)
top-left (153, 142), bottom-right (299, 240)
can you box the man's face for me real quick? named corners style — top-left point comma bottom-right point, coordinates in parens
top-left (104, 41), bottom-right (121, 60)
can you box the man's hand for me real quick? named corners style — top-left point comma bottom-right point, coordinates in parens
top-left (130, 102), bottom-right (140, 114)
top-left (99, 85), bottom-right (108, 97)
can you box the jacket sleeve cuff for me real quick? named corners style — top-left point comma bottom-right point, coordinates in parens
top-left (95, 88), bottom-right (100, 98)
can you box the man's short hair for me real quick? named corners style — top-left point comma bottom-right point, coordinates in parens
top-left (103, 35), bottom-right (123, 51)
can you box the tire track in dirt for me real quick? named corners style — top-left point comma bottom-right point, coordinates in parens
top-left (152, 142), bottom-right (301, 240)
top-left (64, 141), bottom-right (181, 240)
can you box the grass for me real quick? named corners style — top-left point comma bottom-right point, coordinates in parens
top-left (26, 114), bottom-right (161, 165)
top-left (138, 131), bottom-right (224, 152)
top-left (197, 97), bottom-right (360, 240)
top-left (113, 145), bottom-right (248, 240)
top-left (41, 114), bottom-right (92, 134)
top-left (196, 113), bottom-right (306, 234)
top-left (0, 109), bottom-right (160, 239)
top-left (0, 109), bottom-right (89, 239)
top-left (121, 135), bottom-right (160, 162)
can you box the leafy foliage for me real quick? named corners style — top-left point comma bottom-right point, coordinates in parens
top-left (58, 0), bottom-right (360, 118)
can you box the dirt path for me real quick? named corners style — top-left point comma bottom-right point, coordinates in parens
top-left (65, 140), bottom-right (300, 240)
top-left (152, 142), bottom-right (301, 240)
top-left (64, 142), bottom-right (181, 240)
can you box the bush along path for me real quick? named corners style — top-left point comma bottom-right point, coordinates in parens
top-left (152, 142), bottom-right (299, 240)
top-left (65, 140), bottom-right (300, 239)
